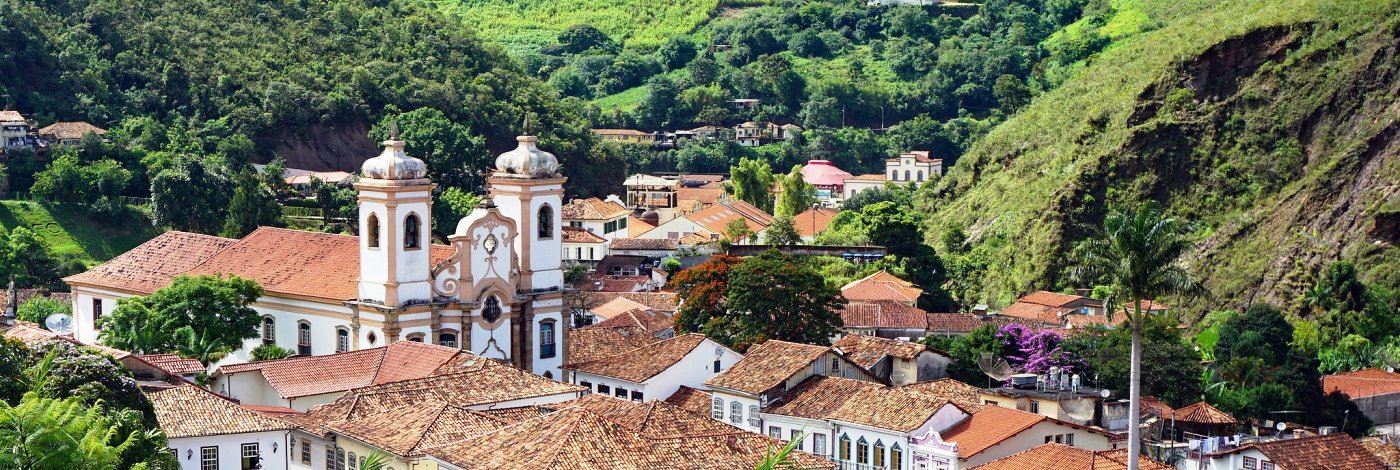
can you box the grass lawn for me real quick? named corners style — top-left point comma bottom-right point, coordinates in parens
top-left (0, 200), bottom-right (161, 267)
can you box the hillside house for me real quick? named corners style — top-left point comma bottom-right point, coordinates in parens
top-left (37, 121), bottom-right (106, 146)
top-left (843, 150), bottom-right (944, 199)
top-left (149, 386), bottom-right (293, 470)
top-left (800, 159), bottom-right (855, 201)
top-left (997, 291), bottom-right (1105, 327)
top-left (0, 110), bottom-right (36, 150)
top-left (832, 333), bottom-right (950, 384)
top-left (561, 196), bottom-right (630, 240)
top-left (1202, 433), bottom-right (1385, 470)
top-left (561, 226), bottom-right (608, 266)
top-left (735, 121), bottom-right (764, 146)
top-left (639, 199), bottom-right (773, 242)
top-left (592, 128), bottom-right (657, 144)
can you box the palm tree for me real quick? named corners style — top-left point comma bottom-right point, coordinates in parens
top-left (1073, 202), bottom-right (1203, 469)
top-left (754, 431), bottom-right (805, 470)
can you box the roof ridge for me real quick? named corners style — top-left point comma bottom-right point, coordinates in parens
top-left (367, 347), bottom-right (391, 383)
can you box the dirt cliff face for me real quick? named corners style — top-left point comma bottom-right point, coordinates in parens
top-left (262, 120), bottom-right (379, 171)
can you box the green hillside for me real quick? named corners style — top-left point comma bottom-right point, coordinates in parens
top-left (924, 0), bottom-right (1400, 313)
top-left (434, 0), bottom-right (722, 53)
top-left (0, 201), bottom-right (160, 266)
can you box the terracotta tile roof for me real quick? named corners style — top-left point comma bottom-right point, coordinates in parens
top-left (63, 231), bottom-right (237, 294)
top-left (2, 321), bottom-right (70, 346)
top-left (941, 405), bottom-right (1051, 459)
top-left (566, 333), bottom-right (710, 383)
top-left (478, 405), bottom-right (554, 424)
top-left (214, 341), bottom-right (463, 398)
top-left (832, 334), bottom-right (933, 368)
top-left (1138, 396), bottom-right (1174, 417)
top-left (1323, 368), bottom-right (1400, 399)
top-left (1211, 434), bottom-right (1385, 470)
top-left (841, 271), bottom-right (922, 304)
top-left (841, 300), bottom-right (929, 329)
top-left (148, 385), bottom-right (291, 438)
top-left (677, 187), bottom-right (723, 205)
top-left (609, 237), bottom-right (678, 251)
top-left (580, 291), bottom-right (678, 312)
top-left (678, 231), bottom-right (718, 245)
top-left (1020, 291), bottom-right (1097, 308)
top-left (766, 375), bottom-right (885, 420)
top-left (1358, 436), bottom-right (1400, 468)
top-left (1065, 313), bottom-right (1126, 329)
top-left (926, 313), bottom-right (988, 334)
top-left (326, 401), bottom-right (508, 457)
top-left (568, 322), bottom-right (669, 366)
top-left (999, 301), bottom-right (1062, 325)
top-left (897, 378), bottom-right (985, 412)
top-left (562, 226), bottom-right (607, 243)
top-left (627, 216), bottom-right (655, 238)
top-left (592, 128), bottom-right (654, 137)
top-left (687, 200), bottom-right (774, 234)
top-left (592, 307), bottom-right (673, 333)
top-left (239, 404), bottom-right (301, 416)
top-left (184, 227), bottom-right (453, 301)
top-left (1168, 401), bottom-right (1236, 424)
top-left (892, 151), bottom-right (938, 164)
top-left (847, 174), bottom-right (887, 181)
top-left (560, 394), bottom-right (834, 470)
top-left (589, 296), bottom-right (650, 320)
top-left (562, 198), bottom-right (630, 220)
top-left (663, 386), bottom-right (714, 416)
top-left (424, 407), bottom-right (684, 470)
top-left (139, 354), bottom-right (206, 376)
top-left (832, 387), bottom-right (960, 433)
top-left (705, 339), bottom-right (829, 395)
top-left (38, 121), bottom-right (106, 141)
top-left (0, 110), bottom-right (24, 122)
top-left (973, 443), bottom-right (1173, 469)
top-left (582, 273), bottom-right (649, 292)
top-left (285, 171), bottom-right (354, 186)
top-left (793, 207), bottom-right (838, 237)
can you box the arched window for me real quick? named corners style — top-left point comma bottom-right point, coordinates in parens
top-left (874, 440), bottom-right (886, 468)
top-left (891, 443), bottom-right (904, 470)
top-left (335, 448), bottom-right (345, 470)
top-left (348, 452), bottom-right (358, 470)
top-left (712, 397), bottom-right (724, 419)
top-left (543, 370), bottom-right (553, 379)
top-left (838, 434), bottom-right (851, 461)
top-left (890, 170), bottom-right (898, 181)
top-left (538, 205), bottom-right (554, 240)
top-left (297, 321), bottom-right (311, 356)
top-left (856, 437), bottom-right (869, 465)
top-left (539, 320), bottom-right (557, 358)
top-left (403, 213), bottom-right (421, 249)
top-left (916, 170), bottom-right (924, 181)
top-left (405, 333), bottom-right (425, 342)
top-left (903, 170), bottom-right (910, 181)
top-left (366, 214), bottom-right (381, 248)
top-left (748, 405), bottom-right (758, 422)
top-left (482, 295), bottom-right (502, 323)
top-left (335, 327), bottom-right (350, 353)
top-left (729, 401), bottom-right (742, 424)
top-left (261, 316), bottom-right (275, 345)
top-left (439, 330), bottom-right (458, 348)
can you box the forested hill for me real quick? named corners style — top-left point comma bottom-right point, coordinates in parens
top-left (0, 0), bottom-right (591, 171)
top-left (924, 0), bottom-right (1400, 314)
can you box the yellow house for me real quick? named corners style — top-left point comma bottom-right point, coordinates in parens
top-left (592, 128), bottom-right (657, 144)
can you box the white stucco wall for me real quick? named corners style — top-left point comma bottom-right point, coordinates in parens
top-left (639, 216), bottom-right (706, 240)
top-left (572, 338), bottom-right (741, 402)
top-left (959, 420), bottom-right (1112, 468)
top-left (70, 288), bottom-right (121, 344)
top-left (169, 431), bottom-right (288, 470)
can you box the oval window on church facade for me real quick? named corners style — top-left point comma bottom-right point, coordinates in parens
top-left (482, 295), bottom-right (503, 323)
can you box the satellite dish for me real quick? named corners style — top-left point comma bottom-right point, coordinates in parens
top-left (44, 313), bottom-right (73, 334)
top-left (977, 353), bottom-right (1015, 382)
top-left (1059, 396), bottom-right (1097, 422)
top-left (1276, 421), bottom-right (1287, 432)
top-left (1100, 389), bottom-right (1112, 398)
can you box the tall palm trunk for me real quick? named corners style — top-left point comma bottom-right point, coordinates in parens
top-left (1127, 304), bottom-right (1143, 469)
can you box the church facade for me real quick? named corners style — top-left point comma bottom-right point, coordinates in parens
top-left (64, 131), bottom-right (570, 378)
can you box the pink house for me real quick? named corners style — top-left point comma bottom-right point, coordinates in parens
top-left (801, 160), bottom-right (854, 201)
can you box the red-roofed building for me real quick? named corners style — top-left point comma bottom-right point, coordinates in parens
top-left (842, 271), bottom-right (923, 306)
top-left (998, 291), bottom-right (1105, 327)
top-left (800, 160), bottom-right (854, 201)
top-left (1324, 368), bottom-right (1400, 426)
top-left (934, 404), bottom-right (1119, 467)
top-left (211, 341), bottom-right (466, 411)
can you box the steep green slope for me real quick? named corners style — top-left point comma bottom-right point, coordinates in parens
top-left (0, 202), bottom-right (159, 266)
top-left (434, 0), bottom-right (721, 53)
top-left (925, 0), bottom-right (1400, 314)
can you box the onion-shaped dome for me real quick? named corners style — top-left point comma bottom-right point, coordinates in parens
top-left (493, 135), bottom-right (560, 178)
top-left (361, 138), bottom-right (427, 180)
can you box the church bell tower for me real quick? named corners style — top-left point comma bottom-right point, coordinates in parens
top-left (356, 129), bottom-right (435, 307)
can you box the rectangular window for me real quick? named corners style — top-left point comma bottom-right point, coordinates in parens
top-left (712, 398), bottom-right (723, 419)
top-left (714, 358), bottom-right (722, 373)
top-left (1066, 433), bottom-right (1074, 446)
top-left (614, 387), bottom-right (627, 398)
top-left (1029, 401), bottom-right (1039, 413)
top-left (300, 441), bottom-right (311, 464)
top-left (790, 429), bottom-right (802, 445)
top-left (630, 390), bottom-right (643, 402)
top-left (580, 381), bottom-right (592, 393)
top-left (1244, 457), bottom-right (1258, 469)
top-left (769, 426), bottom-right (781, 439)
top-left (1261, 462), bottom-right (1274, 470)
top-left (1046, 436), bottom-right (1054, 444)
top-left (814, 434), bottom-right (827, 455)
top-left (241, 443), bottom-right (259, 470)
top-left (540, 322), bottom-right (556, 359)
top-left (588, 247), bottom-right (594, 259)
top-left (597, 384), bottom-right (611, 395)
top-left (92, 298), bottom-right (103, 323)
top-left (200, 446), bottom-right (218, 470)
top-left (620, 218), bottom-right (627, 229)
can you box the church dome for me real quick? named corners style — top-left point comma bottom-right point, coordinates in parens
top-left (361, 138), bottom-right (427, 180)
top-left (493, 135), bottom-right (560, 178)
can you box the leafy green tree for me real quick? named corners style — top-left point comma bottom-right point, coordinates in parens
top-left (432, 187), bottom-right (482, 238)
top-left (99, 275), bottom-right (264, 363)
top-left (220, 170), bottom-right (283, 238)
top-left (15, 297), bottom-right (70, 325)
top-left (1214, 304), bottom-right (1293, 365)
top-left (775, 165), bottom-right (817, 217)
top-left (992, 74), bottom-right (1032, 112)
top-left (371, 108), bottom-right (490, 193)
top-left (729, 158), bottom-right (776, 213)
top-left (250, 344), bottom-right (292, 362)
top-left (150, 155), bottom-right (234, 234)
top-left (0, 338), bottom-right (28, 404)
top-left (31, 152), bottom-right (132, 206)
top-left (1071, 202), bottom-right (1202, 467)
top-left (1063, 316), bottom-right (1204, 406)
top-left (765, 215), bottom-right (802, 246)
top-left (676, 141), bottom-right (731, 173)
top-left (671, 255), bottom-right (744, 335)
top-left (725, 250), bottom-right (844, 348)
top-left (558, 24), bottom-right (618, 54)
top-left (789, 30), bottom-right (828, 58)
top-left (25, 341), bottom-right (153, 419)
top-left (0, 227), bottom-right (61, 289)
top-left (924, 324), bottom-right (1006, 385)
top-left (549, 68), bottom-right (591, 98)
top-left (659, 36), bottom-right (698, 70)
top-left (687, 56), bottom-right (722, 85)
top-left (0, 394), bottom-right (145, 470)
top-left (637, 76), bottom-right (680, 130)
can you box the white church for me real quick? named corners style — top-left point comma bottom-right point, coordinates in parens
top-left (64, 130), bottom-right (571, 378)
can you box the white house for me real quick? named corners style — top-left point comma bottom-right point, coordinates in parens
top-left (927, 404), bottom-right (1118, 468)
top-left (832, 334), bottom-right (950, 385)
top-left (842, 150), bottom-right (944, 199)
top-left (735, 121), bottom-right (763, 146)
top-left (1199, 433), bottom-right (1386, 470)
top-left (66, 128), bottom-right (573, 379)
top-left (148, 385), bottom-right (293, 470)
top-left (704, 339), bottom-right (879, 433)
top-left (638, 200), bottom-right (772, 242)
top-left (0, 110), bottom-right (35, 150)
top-left (562, 226), bottom-right (608, 266)
top-left (561, 196), bottom-right (631, 240)
top-left (210, 341), bottom-right (466, 411)
top-left (565, 333), bottom-right (742, 402)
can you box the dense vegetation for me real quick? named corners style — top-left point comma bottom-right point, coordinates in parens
top-left (436, 0), bottom-right (723, 53)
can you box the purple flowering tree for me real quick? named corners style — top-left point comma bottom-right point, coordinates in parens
top-left (997, 323), bottom-right (1084, 374)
